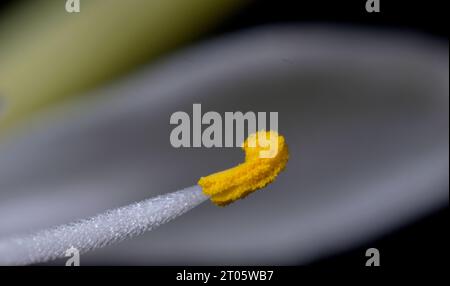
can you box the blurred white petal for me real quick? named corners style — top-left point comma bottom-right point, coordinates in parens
top-left (0, 26), bottom-right (448, 265)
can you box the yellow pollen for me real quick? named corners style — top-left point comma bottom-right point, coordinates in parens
top-left (198, 131), bottom-right (289, 206)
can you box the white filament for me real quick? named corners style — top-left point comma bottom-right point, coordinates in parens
top-left (0, 185), bottom-right (208, 265)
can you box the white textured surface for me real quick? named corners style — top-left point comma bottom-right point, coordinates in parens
top-left (0, 185), bottom-right (207, 265)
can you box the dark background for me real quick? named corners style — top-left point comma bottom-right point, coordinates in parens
top-left (0, 0), bottom-right (447, 268)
